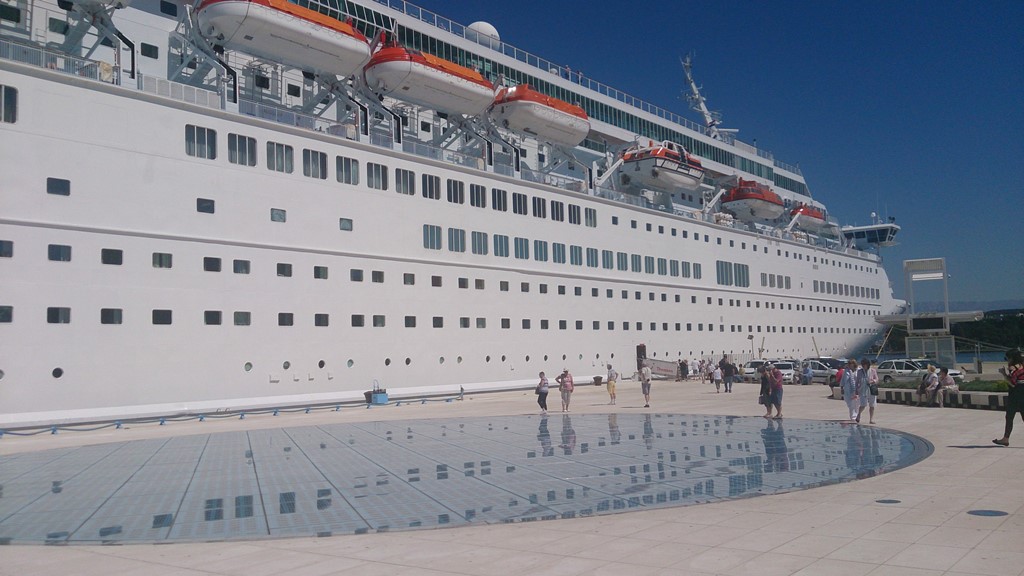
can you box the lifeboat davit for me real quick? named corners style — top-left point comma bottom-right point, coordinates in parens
top-left (721, 178), bottom-right (785, 220)
top-left (488, 84), bottom-right (590, 147)
top-left (195, 0), bottom-right (370, 78)
top-left (619, 140), bottom-right (704, 191)
top-left (363, 42), bottom-right (495, 117)
top-left (790, 204), bottom-right (829, 231)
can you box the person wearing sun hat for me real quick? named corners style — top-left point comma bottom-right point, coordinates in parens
top-left (841, 358), bottom-right (859, 421)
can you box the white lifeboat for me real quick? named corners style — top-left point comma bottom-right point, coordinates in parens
top-left (619, 140), bottom-right (704, 191)
top-left (721, 178), bottom-right (785, 220)
top-left (363, 42), bottom-right (495, 117)
top-left (196, 0), bottom-right (370, 78)
top-left (488, 84), bottom-right (590, 147)
top-left (790, 204), bottom-right (829, 231)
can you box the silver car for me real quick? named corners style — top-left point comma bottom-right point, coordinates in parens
top-left (876, 358), bottom-right (963, 384)
top-left (800, 358), bottom-right (841, 385)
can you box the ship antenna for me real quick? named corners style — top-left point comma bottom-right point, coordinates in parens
top-left (682, 54), bottom-right (730, 141)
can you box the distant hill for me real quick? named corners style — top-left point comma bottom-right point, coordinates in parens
top-left (912, 300), bottom-right (1024, 313)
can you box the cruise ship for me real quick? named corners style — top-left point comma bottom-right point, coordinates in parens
top-left (0, 0), bottom-right (903, 427)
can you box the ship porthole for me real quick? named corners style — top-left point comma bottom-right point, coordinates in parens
top-left (543, 355), bottom-right (548, 361)
top-left (501, 355), bottom-right (506, 362)
top-left (318, 360), bottom-right (326, 369)
top-left (385, 358), bottom-right (391, 366)
top-left (52, 368), bottom-right (63, 378)
top-left (244, 362), bottom-right (253, 372)
top-left (282, 361), bottom-right (290, 370)
top-left (485, 355), bottom-right (491, 363)
top-left (525, 355), bottom-right (530, 363)
top-left (439, 357), bottom-right (445, 365)
top-left (561, 354), bottom-right (567, 361)
top-left (347, 359), bottom-right (354, 368)
top-left (457, 356), bottom-right (463, 364)
top-left (0, 369), bottom-right (4, 380)
top-left (578, 354), bottom-right (583, 360)
top-left (611, 353), bottom-right (615, 359)
top-left (405, 358), bottom-right (411, 366)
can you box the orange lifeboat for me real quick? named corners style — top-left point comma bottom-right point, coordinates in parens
top-left (721, 179), bottom-right (785, 220)
top-left (488, 84), bottom-right (590, 147)
top-left (363, 41), bottom-right (495, 116)
top-left (790, 204), bottom-right (829, 231)
top-left (619, 140), bottom-right (704, 191)
top-left (196, 0), bottom-right (370, 78)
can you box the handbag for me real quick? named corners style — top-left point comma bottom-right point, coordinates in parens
top-left (757, 394), bottom-right (767, 405)
top-left (869, 384), bottom-right (879, 396)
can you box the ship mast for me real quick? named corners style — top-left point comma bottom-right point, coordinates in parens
top-left (682, 54), bottom-right (733, 141)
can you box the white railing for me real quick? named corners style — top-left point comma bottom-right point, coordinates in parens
top-left (0, 37), bottom-right (119, 84)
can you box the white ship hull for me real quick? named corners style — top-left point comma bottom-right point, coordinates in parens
top-left (0, 0), bottom-right (902, 427)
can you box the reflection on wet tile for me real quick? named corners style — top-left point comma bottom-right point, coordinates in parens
top-left (0, 415), bottom-right (930, 545)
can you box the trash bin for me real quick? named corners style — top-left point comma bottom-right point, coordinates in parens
top-left (363, 391), bottom-right (373, 404)
top-left (593, 376), bottom-right (603, 386)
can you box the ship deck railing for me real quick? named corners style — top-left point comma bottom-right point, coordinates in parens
top-left (370, 0), bottom-right (801, 177)
top-left (0, 36), bottom-right (119, 84)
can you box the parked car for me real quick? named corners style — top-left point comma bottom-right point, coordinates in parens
top-left (766, 361), bottom-right (799, 385)
top-left (800, 358), bottom-right (842, 385)
top-left (742, 359), bottom-right (770, 382)
top-left (876, 358), bottom-right (963, 384)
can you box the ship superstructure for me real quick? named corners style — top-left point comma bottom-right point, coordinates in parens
top-left (0, 0), bottom-right (901, 426)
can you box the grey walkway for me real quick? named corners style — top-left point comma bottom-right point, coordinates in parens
top-left (2, 380), bottom-right (1022, 576)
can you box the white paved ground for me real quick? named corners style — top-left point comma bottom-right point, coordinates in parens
top-left (2, 379), bottom-right (1021, 576)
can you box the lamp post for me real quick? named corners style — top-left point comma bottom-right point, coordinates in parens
top-left (747, 334), bottom-right (755, 361)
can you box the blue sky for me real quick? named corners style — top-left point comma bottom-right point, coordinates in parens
top-left (424, 0), bottom-right (1024, 306)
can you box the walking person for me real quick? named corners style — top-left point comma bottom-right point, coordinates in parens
top-left (712, 364), bottom-right (722, 393)
top-left (758, 366), bottom-right (774, 418)
top-left (768, 363), bottom-right (784, 419)
top-left (535, 371), bottom-right (549, 414)
top-left (606, 364), bottom-right (618, 405)
top-left (856, 359), bottom-right (879, 424)
top-left (640, 362), bottom-right (652, 407)
top-left (841, 358), bottom-right (859, 421)
top-left (993, 349), bottom-right (1024, 446)
top-left (556, 369), bottom-right (574, 412)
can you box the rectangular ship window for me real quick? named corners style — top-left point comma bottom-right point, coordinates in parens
top-left (185, 125), bottom-right (216, 159)
top-left (152, 252), bottom-right (172, 268)
top-left (270, 208), bottom-right (286, 222)
top-left (396, 168), bottom-right (415, 195)
top-left (203, 257), bottom-right (221, 272)
top-left (302, 149), bottom-right (327, 179)
top-left (0, 306), bottom-right (12, 323)
top-left (367, 162), bottom-right (388, 190)
top-left (152, 309), bottom-right (172, 325)
top-left (47, 307), bottom-right (71, 324)
top-left (339, 218), bottom-right (353, 231)
top-left (46, 177), bottom-right (70, 196)
top-left (315, 313), bottom-right (329, 326)
top-left (0, 240), bottom-right (12, 257)
top-left (234, 311), bottom-right (251, 326)
top-left (421, 174), bottom-right (440, 199)
top-left (404, 316), bottom-right (416, 327)
top-left (278, 313), bottom-right (293, 326)
top-left (99, 309), bottom-right (121, 323)
top-left (140, 43), bottom-right (159, 59)
top-left (101, 248), bottom-right (122, 265)
top-left (336, 156), bottom-right (359, 185)
top-left (196, 198), bottom-right (215, 213)
top-left (48, 244), bottom-right (71, 262)
top-left (228, 134), bottom-right (257, 166)
top-left (313, 266), bottom-right (328, 279)
top-left (267, 142), bottom-right (293, 173)
top-left (1, 85), bottom-right (17, 123)
top-left (233, 259), bottom-right (250, 274)
top-left (204, 311), bottom-right (222, 325)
